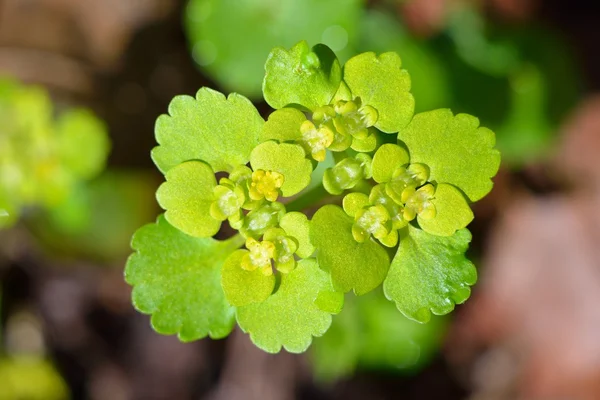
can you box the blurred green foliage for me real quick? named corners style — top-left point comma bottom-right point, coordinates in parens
top-left (0, 77), bottom-right (110, 229)
top-left (30, 170), bottom-right (159, 262)
top-left (183, 1), bottom-right (582, 166)
top-left (311, 289), bottom-right (447, 382)
top-left (443, 5), bottom-right (581, 165)
top-left (0, 357), bottom-right (69, 400)
top-left (0, 292), bottom-right (69, 400)
top-left (184, 0), bottom-right (363, 98)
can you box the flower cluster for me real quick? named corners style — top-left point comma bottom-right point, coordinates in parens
top-left (126, 41), bottom-right (500, 354)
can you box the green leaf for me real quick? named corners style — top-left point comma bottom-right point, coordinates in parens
top-left (55, 108), bottom-right (110, 180)
top-left (342, 192), bottom-right (369, 218)
top-left (350, 133), bottom-right (377, 152)
top-left (359, 10), bottom-right (451, 113)
top-left (383, 226), bottom-right (476, 323)
top-left (250, 141), bottom-right (313, 197)
top-left (156, 161), bottom-right (220, 238)
top-left (398, 109), bottom-right (501, 202)
top-left (314, 290), bottom-right (344, 314)
top-left (263, 41), bottom-right (342, 110)
top-left (279, 211), bottom-right (314, 258)
top-left (371, 143), bottom-right (410, 183)
top-left (236, 258), bottom-right (342, 353)
top-left (125, 215), bottom-right (243, 341)
top-left (261, 107), bottom-right (306, 143)
top-left (343, 52), bottom-right (414, 133)
top-left (419, 183), bottom-right (473, 237)
top-left (221, 249), bottom-right (275, 307)
top-left (310, 205), bottom-right (390, 295)
top-left (152, 87), bottom-right (263, 173)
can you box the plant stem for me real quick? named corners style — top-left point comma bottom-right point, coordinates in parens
top-left (284, 184), bottom-right (328, 212)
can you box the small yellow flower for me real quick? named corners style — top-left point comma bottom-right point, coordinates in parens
top-left (248, 169), bottom-right (284, 202)
top-left (403, 184), bottom-right (436, 221)
top-left (241, 238), bottom-right (276, 276)
top-left (300, 120), bottom-right (334, 161)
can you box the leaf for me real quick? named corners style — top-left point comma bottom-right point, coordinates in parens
top-left (418, 183), bottom-right (474, 237)
top-left (279, 211), bottom-right (314, 258)
top-left (250, 141), bottom-right (313, 197)
top-left (156, 161), bottom-right (220, 238)
top-left (125, 215), bottom-right (243, 341)
top-left (184, 0), bottom-right (362, 98)
top-left (314, 290), bottom-right (344, 314)
top-left (261, 108), bottom-right (306, 143)
top-left (383, 226), bottom-right (476, 323)
top-left (55, 108), bottom-right (110, 179)
top-left (310, 205), bottom-right (390, 295)
top-left (342, 192), bottom-right (369, 218)
top-left (236, 258), bottom-right (342, 353)
top-left (152, 87), bottom-right (263, 173)
top-left (263, 41), bottom-right (342, 110)
top-left (371, 143), bottom-right (410, 183)
top-left (359, 10), bottom-right (451, 113)
top-left (221, 250), bottom-right (275, 307)
top-left (343, 52), bottom-right (414, 133)
top-left (398, 109), bottom-right (501, 202)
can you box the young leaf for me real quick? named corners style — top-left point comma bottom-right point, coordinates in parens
top-left (343, 52), bottom-right (414, 133)
top-left (371, 143), bottom-right (410, 183)
top-left (236, 258), bottom-right (342, 353)
top-left (263, 41), bottom-right (342, 110)
top-left (418, 183), bottom-right (474, 236)
top-left (250, 141), bottom-right (313, 197)
top-left (152, 88), bottom-right (263, 173)
top-left (156, 160), bottom-right (220, 238)
top-left (398, 109), bottom-right (501, 202)
top-left (261, 108), bottom-right (306, 143)
top-left (342, 192), bottom-right (369, 218)
top-left (383, 226), bottom-right (476, 323)
top-left (279, 211), bottom-right (315, 258)
top-left (125, 215), bottom-right (243, 341)
top-left (310, 205), bottom-right (390, 295)
top-left (221, 250), bottom-right (275, 307)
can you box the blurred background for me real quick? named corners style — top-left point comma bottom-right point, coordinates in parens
top-left (1, 0), bottom-right (600, 399)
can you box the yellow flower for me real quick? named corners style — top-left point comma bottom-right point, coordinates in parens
top-left (249, 169), bottom-right (284, 202)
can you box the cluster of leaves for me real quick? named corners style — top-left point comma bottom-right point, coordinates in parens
top-left (0, 77), bottom-right (110, 229)
top-left (126, 41), bottom-right (500, 353)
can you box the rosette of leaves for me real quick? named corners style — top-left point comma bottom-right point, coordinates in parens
top-left (0, 77), bottom-right (110, 229)
top-left (126, 40), bottom-right (500, 354)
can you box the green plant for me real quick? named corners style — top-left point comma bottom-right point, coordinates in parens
top-left (0, 77), bottom-right (110, 229)
top-left (126, 41), bottom-right (500, 353)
